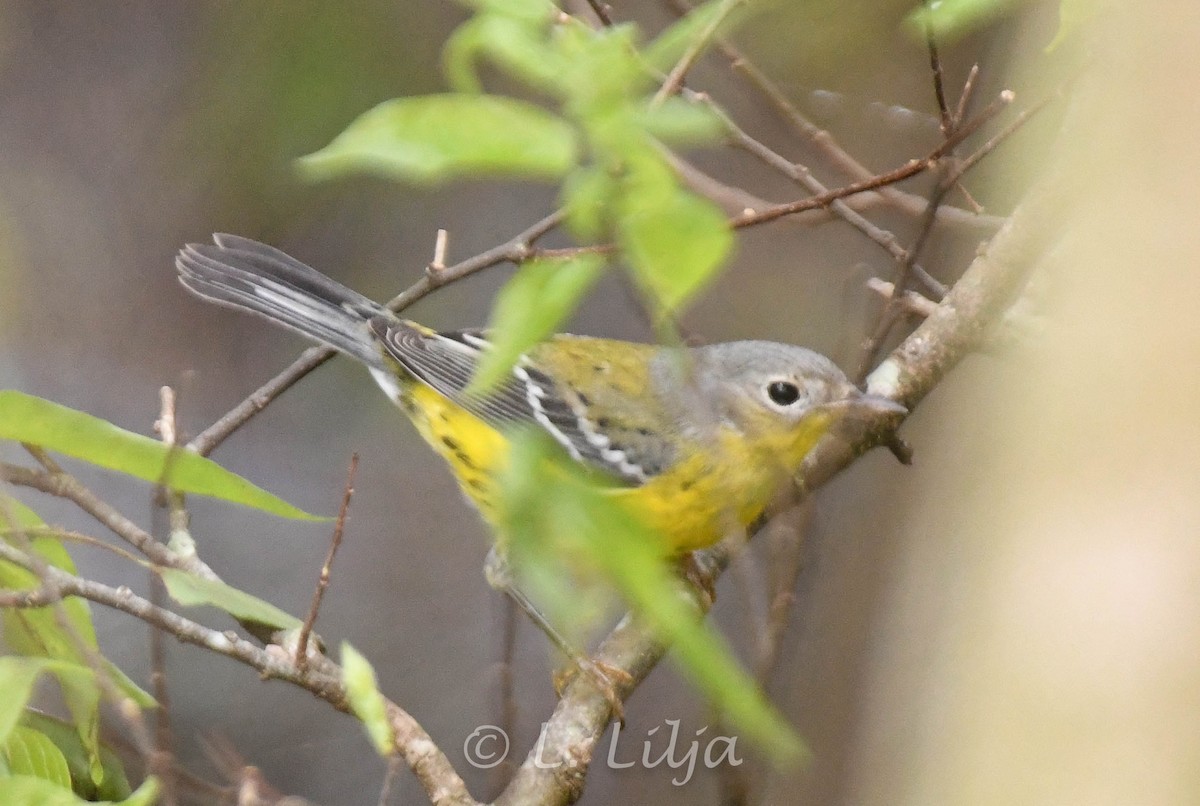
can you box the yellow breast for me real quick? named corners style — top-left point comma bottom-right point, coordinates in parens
top-left (398, 381), bottom-right (832, 555)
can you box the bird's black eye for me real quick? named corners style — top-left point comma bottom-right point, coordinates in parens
top-left (767, 381), bottom-right (801, 406)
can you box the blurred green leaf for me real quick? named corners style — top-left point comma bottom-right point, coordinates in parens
top-left (499, 434), bottom-right (803, 759)
top-left (444, 14), bottom-right (563, 95)
top-left (0, 658), bottom-right (100, 787)
top-left (3, 725), bottom-right (72, 789)
top-left (341, 642), bottom-right (394, 756)
top-left (0, 657), bottom-right (54, 745)
top-left (455, 0), bottom-right (557, 20)
top-left (562, 166), bottom-right (617, 242)
top-left (0, 392), bottom-right (319, 521)
top-left (298, 95), bottom-right (579, 184)
top-left (0, 501), bottom-right (109, 785)
top-left (114, 777), bottom-right (160, 806)
top-left (906, 0), bottom-right (1030, 41)
top-left (0, 774), bottom-right (157, 805)
top-left (618, 186), bottom-right (734, 312)
top-left (19, 712), bottom-right (132, 800)
top-left (634, 97), bottom-right (725, 147)
top-left (159, 569), bottom-right (302, 632)
top-left (1047, 0), bottom-right (1089, 51)
top-left (468, 254), bottom-right (607, 394)
top-left (642, 0), bottom-right (744, 72)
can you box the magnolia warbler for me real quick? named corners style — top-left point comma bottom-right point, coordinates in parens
top-left (176, 234), bottom-right (903, 699)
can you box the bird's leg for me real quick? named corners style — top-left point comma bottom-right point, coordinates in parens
top-left (484, 547), bottom-right (631, 723)
top-left (678, 551), bottom-right (718, 609)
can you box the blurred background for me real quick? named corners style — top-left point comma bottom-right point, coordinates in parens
top-left (6, 2), bottom-right (1197, 805)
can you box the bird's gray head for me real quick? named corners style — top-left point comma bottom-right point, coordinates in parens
top-left (684, 340), bottom-right (859, 430)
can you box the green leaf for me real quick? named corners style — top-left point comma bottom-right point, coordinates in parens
top-left (341, 643), bottom-right (393, 756)
top-left (113, 776), bottom-right (160, 806)
top-left (635, 97), bottom-right (725, 147)
top-left (0, 503), bottom-right (110, 786)
top-left (498, 434), bottom-right (803, 760)
top-left (444, 14), bottom-right (564, 95)
top-left (905, 0), bottom-right (1029, 41)
top-left (0, 658), bottom-right (105, 787)
top-left (0, 657), bottom-right (55, 745)
top-left (159, 568), bottom-right (302, 631)
top-left (0, 774), bottom-right (157, 805)
top-left (456, 0), bottom-right (556, 21)
top-left (618, 187), bottom-right (733, 312)
top-left (3, 725), bottom-right (72, 789)
top-left (298, 95), bottom-right (579, 184)
top-left (468, 254), bottom-right (607, 394)
top-left (642, 0), bottom-right (744, 72)
top-left (19, 712), bottom-right (132, 799)
top-left (0, 392), bottom-right (319, 521)
top-left (562, 166), bottom-right (617, 242)
top-left (1047, 0), bottom-right (1090, 51)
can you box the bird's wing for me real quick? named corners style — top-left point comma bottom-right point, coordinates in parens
top-left (370, 320), bottom-right (675, 485)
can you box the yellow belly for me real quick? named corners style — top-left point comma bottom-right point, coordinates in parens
top-left (399, 383), bottom-right (802, 555)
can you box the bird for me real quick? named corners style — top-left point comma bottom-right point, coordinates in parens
top-left (175, 233), bottom-right (905, 704)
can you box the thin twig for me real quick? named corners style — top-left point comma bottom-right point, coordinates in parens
top-left (427, 228), bottom-right (449, 276)
top-left (583, 0), bottom-right (613, 26)
top-left (652, 0), bottom-right (742, 106)
top-left (150, 385), bottom-right (181, 806)
top-left (0, 526), bottom-right (143, 564)
top-left (954, 64), bottom-right (981, 128)
top-left (0, 461), bottom-right (215, 579)
top-left (922, 0), bottom-right (953, 135)
top-left (378, 753), bottom-right (404, 806)
top-left (867, 278), bottom-right (939, 318)
top-left (296, 454), bottom-right (358, 673)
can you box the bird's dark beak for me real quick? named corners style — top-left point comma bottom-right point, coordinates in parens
top-left (824, 390), bottom-right (908, 419)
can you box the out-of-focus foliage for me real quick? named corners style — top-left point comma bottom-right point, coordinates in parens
top-left (341, 642), bottom-right (394, 756)
top-left (0, 392), bottom-right (320, 521)
top-left (158, 568), bottom-right (303, 632)
top-left (468, 253), bottom-right (606, 393)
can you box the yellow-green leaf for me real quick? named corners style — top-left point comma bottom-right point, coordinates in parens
top-left (635, 97), bottom-right (725, 147)
top-left (3, 725), bottom-right (72, 789)
top-left (159, 569), bottom-right (302, 631)
top-left (298, 95), bottom-right (578, 185)
top-left (618, 187), bottom-right (733, 312)
top-left (0, 774), bottom-right (157, 805)
top-left (0, 658), bottom-right (55, 745)
top-left (19, 712), bottom-right (132, 800)
top-left (905, 0), bottom-right (1029, 42)
top-left (0, 392), bottom-right (318, 520)
top-left (468, 253), bottom-right (607, 394)
top-left (642, 0), bottom-right (745, 72)
top-left (341, 642), bottom-right (393, 756)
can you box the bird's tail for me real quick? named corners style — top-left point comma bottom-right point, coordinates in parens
top-left (176, 234), bottom-right (389, 369)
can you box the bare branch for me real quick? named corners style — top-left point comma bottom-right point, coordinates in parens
top-left (296, 454), bottom-right (358, 673)
top-left (0, 461), bottom-right (216, 579)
